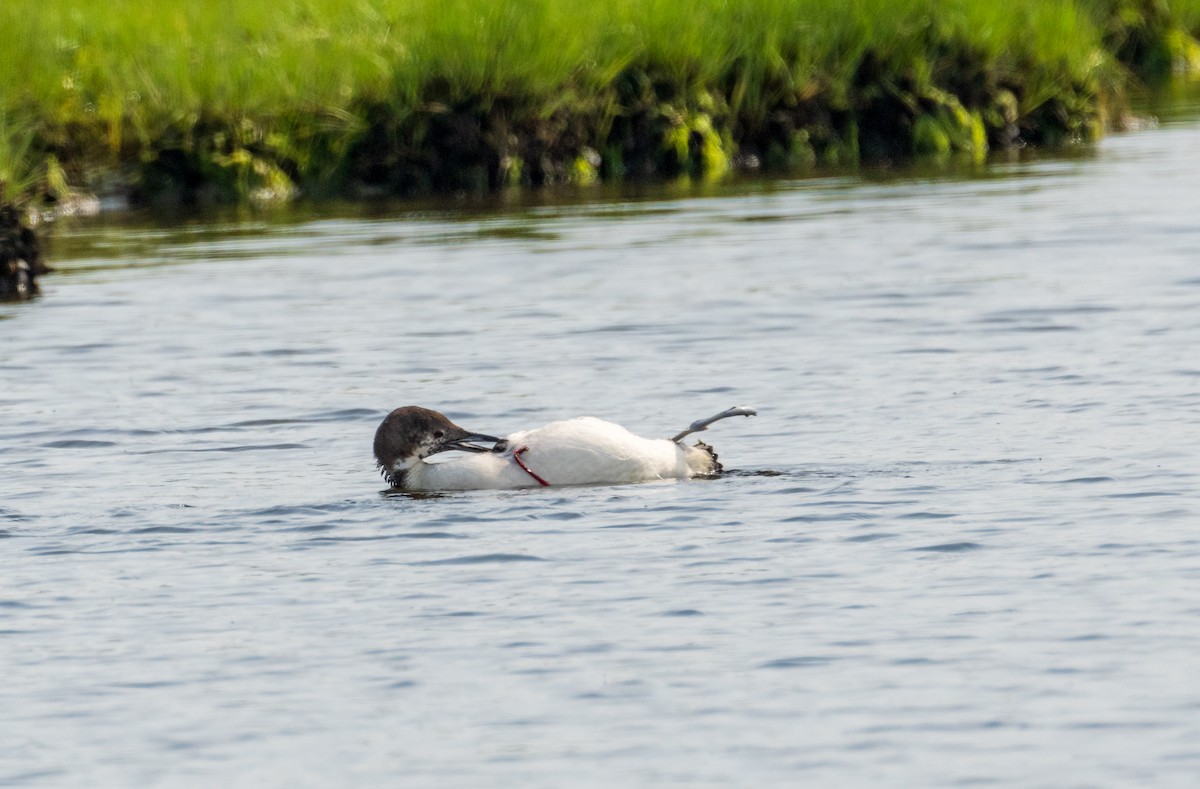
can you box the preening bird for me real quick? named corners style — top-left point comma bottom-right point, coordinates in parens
top-left (373, 405), bottom-right (757, 491)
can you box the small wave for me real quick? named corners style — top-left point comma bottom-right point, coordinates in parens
top-left (564, 323), bottom-right (665, 335)
top-left (318, 408), bottom-right (382, 420)
top-left (783, 512), bottom-right (877, 523)
top-left (412, 553), bottom-right (546, 566)
top-left (381, 489), bottom-right (450, 501)
top-left (844, 532), bottom-right (898, 542)
top-left (229, 408), bottom-right (380, 428)
top-left (141, 443), bottom-right (309, 454)
top-left (0, 770), bottom-right (66, 785)
top-left (249, 502), bottom-right (360, 518)
top-left (41, 440), bottom-right (117, 448)
top-left (760, 656), bottom-right (832, 669)
top-left (227, 347), bottom-right (329, 357)
top-left (386, 680), bottom-right (418, 689)
top-left (722, 469), bottom-right (786, 478)
top-left (54, 342), bottom-right (114, 353)
top-left (1103, 491), bottom-right (1178, 499)
top-left (539, 511), bottom-right (585, 521)
top-left (301, 531), bottom-right (464, 544)
top-left (227, 418), bottom-right (305, 428)
top-left (910, 542), bottom-right (984, 552)
top-left (28, 545), bottom-right (162, 555)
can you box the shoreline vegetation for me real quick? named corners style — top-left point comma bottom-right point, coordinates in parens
top-left (2, 0), bottom-right (1200, 223)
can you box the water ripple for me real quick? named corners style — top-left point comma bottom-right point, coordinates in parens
top-left (411, 553), bottom-right (547, 566)
top-left (910, 542), bottom-right (985, 553)
top-left (760, 656), bottom-right (834, 669)
top-left (6, 121), bottom-right (1200, 788)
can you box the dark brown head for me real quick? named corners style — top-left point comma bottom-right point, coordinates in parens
top-left (373, 406), bottom-right (501, 487)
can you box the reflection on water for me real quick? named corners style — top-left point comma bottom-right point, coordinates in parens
top-left (3, 108), bottom-right (1200, 786)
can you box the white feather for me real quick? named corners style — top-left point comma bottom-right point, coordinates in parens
top-left (404, 417), bottom-right (715, 491)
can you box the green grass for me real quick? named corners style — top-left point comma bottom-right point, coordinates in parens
top-left (0, 0), bottom-right (1197, 207)
top-left (0, 114), bottom-right (41, 206)
top-left (1079, 0), bottom-right (1200, 73)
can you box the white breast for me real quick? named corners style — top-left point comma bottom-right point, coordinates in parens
top-left (404, 417), bottom-right (715, 491)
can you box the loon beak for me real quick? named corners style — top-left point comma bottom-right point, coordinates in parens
top-left (437, 429), bottom-right (502, 454)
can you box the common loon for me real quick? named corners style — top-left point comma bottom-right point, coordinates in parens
top-left (373, 405), bottom-right (756, 491)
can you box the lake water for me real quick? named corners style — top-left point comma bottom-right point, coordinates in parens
top-left (4, 100), bottom-right (1200, 787)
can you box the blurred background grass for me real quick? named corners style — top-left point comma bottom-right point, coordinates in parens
top-left (1, 0), bottom-right (1198, 206)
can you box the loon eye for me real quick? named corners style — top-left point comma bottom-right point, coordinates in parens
top-left (433, 430), bottom-right (444, 439)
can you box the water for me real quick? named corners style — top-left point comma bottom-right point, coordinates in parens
top-left (4, 112), bottom-right (1200, 787)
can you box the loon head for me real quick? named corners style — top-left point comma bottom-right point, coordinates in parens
top-left (373, 406), bottom-right (501, 487)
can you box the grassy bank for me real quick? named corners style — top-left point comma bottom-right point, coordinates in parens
top-left (2, 0), bottom-right (1200, 209)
